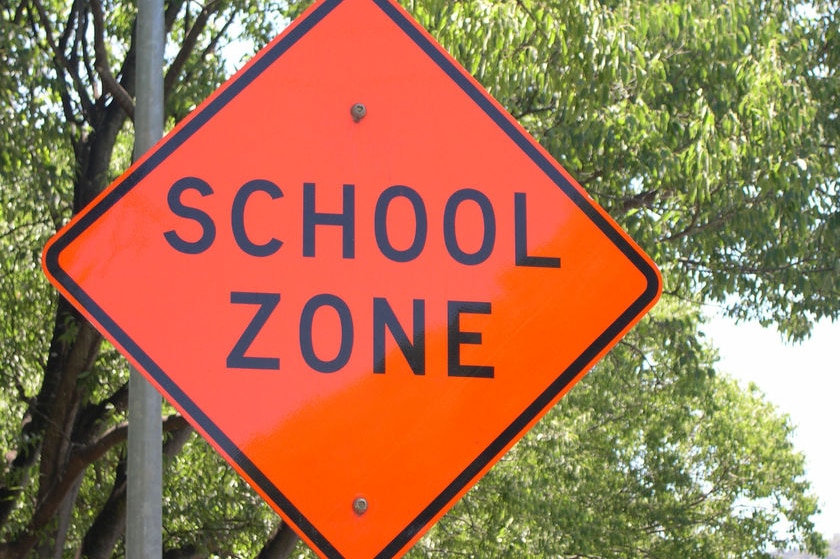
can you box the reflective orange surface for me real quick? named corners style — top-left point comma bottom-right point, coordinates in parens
top-left (43, 0), bottom-right (661, 557)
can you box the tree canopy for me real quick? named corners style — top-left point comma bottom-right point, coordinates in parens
top-left (1, 0), bottom-right (837, 557)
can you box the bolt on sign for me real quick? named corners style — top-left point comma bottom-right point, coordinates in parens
top-left (42, 0), bottom-right (661, 557)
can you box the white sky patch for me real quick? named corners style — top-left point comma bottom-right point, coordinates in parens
top-left (703, 314), bottom-right (840, 539)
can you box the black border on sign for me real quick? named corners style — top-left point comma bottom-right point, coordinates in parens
top-left (44, 0), bottom-right (661, 557)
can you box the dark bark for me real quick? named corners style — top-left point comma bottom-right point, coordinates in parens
top-left (47, 477), bottom-right (83, 559)
top-left (0, 297), bottom-right (79, 526)
top-left (78, 419), bottom-right (192, 559)
top-left (0, 0), bottom-right (253, 556)
top-left (0, 297), bottom-right (103, 559)
top-left (4, 0), bottom-right (139, 538)
top-left (1, 0), bottom-right (138, 552)
top-left (80, 457), bottom-right (127, 559)
top-left (255, 522), bottom-right (299, 559)
top-left (162, 546), bottom-right (199, 559)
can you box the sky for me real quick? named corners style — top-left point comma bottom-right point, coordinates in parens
top-left (702, 314), bottom-right (840, 539)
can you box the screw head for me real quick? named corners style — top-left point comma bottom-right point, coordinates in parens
top-left (350, 103), bottom-right (367, 122)
top-left (352, 497), bottom-right (368, 515)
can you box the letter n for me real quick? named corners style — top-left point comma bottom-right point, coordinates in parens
top-left (373, 298), bottom-right (425, 375)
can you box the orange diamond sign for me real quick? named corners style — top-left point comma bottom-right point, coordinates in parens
top-left (43, 0), bottom-right (661, 557)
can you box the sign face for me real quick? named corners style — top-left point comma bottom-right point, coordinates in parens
top-left (43, 0), bottom-right (661, 557)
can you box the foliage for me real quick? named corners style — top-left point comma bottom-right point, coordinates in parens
top-left (410, 0), bottom-right (840, 341)
top-left (783, 534), bottom-right (840, 559)
top-left (0, 0), bottom-right (837, 557)
top-left (410, 304), bottom-right (824, 559)
top-left (0, 0), bottom-right (296, 556)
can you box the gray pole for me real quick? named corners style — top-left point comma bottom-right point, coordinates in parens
top-left (127, 0), bottom-right (164, 554)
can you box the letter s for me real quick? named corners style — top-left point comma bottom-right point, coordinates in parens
top-left (164, 177), bottom-right (216, 254)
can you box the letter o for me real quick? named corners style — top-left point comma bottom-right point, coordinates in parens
top-left (375, 185), bottom-right (428, 262)
top-left (443, 188), bottom-right (496, 265)
top-left (299, 294), bottom-right (354, 373)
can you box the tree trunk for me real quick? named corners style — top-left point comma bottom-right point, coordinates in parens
top-left (255, 522), bottom-right (299, 559)
top-left (79, 457), bottom-right (127, 559)
top-left (78, 420), bottom-right (192, 559)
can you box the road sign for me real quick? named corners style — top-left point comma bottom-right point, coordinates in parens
top-left (42, 0), bottom-right (661, 557)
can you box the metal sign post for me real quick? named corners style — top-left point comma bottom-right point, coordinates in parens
top-left (127, 0), bottom-right (164, 555)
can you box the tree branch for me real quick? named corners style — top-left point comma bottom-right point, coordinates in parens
top-left (200, 8), bottom-right (236, 61)
top-left (81, 13), bottom-right (101, 100)
top-left (74, 381), bottom-right (129, 446)
top-left (25, 0), bottom-right (79, 124)
top-left (1, 415), bottom-right (188, 559)
top-left (164, 0), bottom-right (224, 98)
top-left (89, 0), bottom-right (134, 118)
top-left (56, 0), bottom-right (80, 62)
top-left (164, 0), bottom-right (188, 36)
top-left (68, 1), bottom-right (96, 118)
top-left (78, 420), bottom-right (192, 559)
top-left (255, 521), bottom-right (299, 559)
top-left (79, 454), bottom-right (127, 559)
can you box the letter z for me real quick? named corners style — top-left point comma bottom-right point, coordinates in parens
top-left (227, 292), bottom-right (280, 370)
